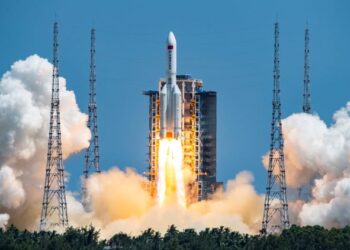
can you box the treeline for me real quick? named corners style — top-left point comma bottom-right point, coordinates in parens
top-left (0, 224), bottom-right (349, 249)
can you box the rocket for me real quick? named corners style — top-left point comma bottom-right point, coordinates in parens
top-left (160, 32), bottom-right (182, 139)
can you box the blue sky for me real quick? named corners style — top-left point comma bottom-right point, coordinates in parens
top-left (0, 0), bottom-right (349, 194)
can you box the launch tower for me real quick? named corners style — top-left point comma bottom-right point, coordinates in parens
top-left (145, 77), bottom-right (219, 202)
top-left (144, 33), bottom-right (220, 203)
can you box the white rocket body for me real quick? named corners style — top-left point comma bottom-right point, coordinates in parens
top-left (160, 32), bottom-right (182, 139)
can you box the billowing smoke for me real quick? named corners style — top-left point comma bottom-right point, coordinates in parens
top-left (0, 214), bottom-right (10, 228)
top-left (0, 166), bottom-right (25, 209)
top-left (279, 104), bottom-right (350, 227)
top-left (76, 168), bottom-right (263, 238)
top-left (283, 111), bottom-right (350, 187)
top-left (0, 55), bottom-right (90, 229)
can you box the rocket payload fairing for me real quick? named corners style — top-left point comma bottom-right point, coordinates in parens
top-left (160, 32), bottom-right (182, 139)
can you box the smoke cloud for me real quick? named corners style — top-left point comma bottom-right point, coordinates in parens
top-left (0, 55), bottom-right (90, 229)
top-left (0, 166), bottom-right (25, 209)
top-left (279, 103), bottom-right (350, 227)
top-left (0, 213), bottom-right (9, 229)
top-left (283, 112), bottom-right (350, 187)
top-left (298, 176), bottom-right (350, 227)
top-left (75, 168), bottom-right (263, 238)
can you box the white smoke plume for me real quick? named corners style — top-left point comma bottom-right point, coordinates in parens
top-left (279, 103), bottom-right (350, 228)
top-left (0, 55), bottom-right (90, 229)
top-left (0, 166), bottom-right (25, 209)
top-left (0, 214), bottom-right (10, 229)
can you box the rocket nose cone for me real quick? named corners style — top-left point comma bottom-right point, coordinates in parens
top-left (167, 31), bottom-right (176, 45)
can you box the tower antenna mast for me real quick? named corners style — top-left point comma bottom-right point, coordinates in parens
top-left (303, 26), bottom-right (311, 114)
top-left (82, 28), bottom-right (100, 209)
top-left (261, 22), bottom-right (290, 235)
top-left (40, 22), bottom-right (69, 230)
top-left (298, 25), bottom-right (312, 200)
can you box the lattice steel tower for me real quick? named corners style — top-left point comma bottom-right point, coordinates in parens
top-left (40, 22), bottom-right (69, 230)
top-left (298, 26), bottom-right (312, 201)
top-left (303, 27), bottom-right (311, 114)
top-left (261, 22), bottom-right (290, 235)
top-left (82, 28), bottom-right (100, 209)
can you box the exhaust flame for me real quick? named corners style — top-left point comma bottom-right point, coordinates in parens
top-left (157, 139), bottom-right (186, 207)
